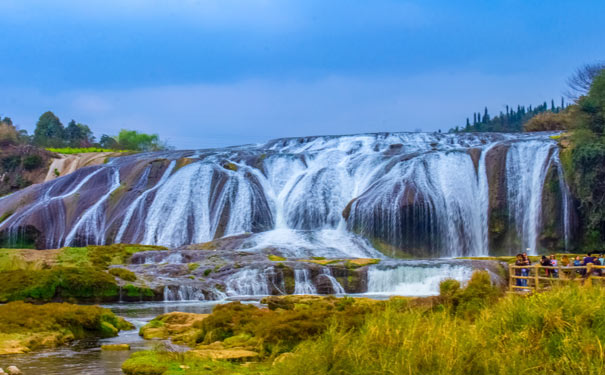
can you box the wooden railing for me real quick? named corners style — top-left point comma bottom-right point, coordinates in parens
top-left (509, 263), bottom-right (605, 292)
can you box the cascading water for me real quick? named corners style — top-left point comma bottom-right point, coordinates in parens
top-left (294, 269), bottom-right (317, 295)
top-left (225, 268), bottom-right (271, 296)
top-left (506, 140), bottom-right (558, 254)
top-left (367, 262), bottom-right (474, 296)
top-left (319, 268), bottom-right (345, 294)
top-left (63, 167), bottom-right (121, 247)
top-left (0, 132), bottom-right (570, 257)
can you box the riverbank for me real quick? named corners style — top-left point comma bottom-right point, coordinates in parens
top-left (0, 302), bottom-right (132, 355)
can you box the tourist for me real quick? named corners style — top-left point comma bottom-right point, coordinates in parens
top-left (574, 256), bottom-right (583, 267)
top-left (521, 252), bottom-right (531, 286)
top-left (549, 254), bottom-right (559, 278)
top-left (593, 256), bottom-right (602, 276)
top-left (514, 254), bottom-right (525, 287)
top-left (540, 255), bottom-right (553, 277)
top-left (599, 253), bottom-right (605, 266)
top-left (560, 255), bottom-right (571, 278)
top-left (574, 256), bottom-right (583, 276)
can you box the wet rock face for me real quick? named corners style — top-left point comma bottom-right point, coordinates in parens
top-left (485, 144), bottom-right (512, 253)
top-left (125, 248), bottom-right (373, 300)
top-left (0, 132), bottom-right (572, 256)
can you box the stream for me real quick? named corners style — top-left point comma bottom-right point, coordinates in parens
top-left (0, 300), bottom-right (258, 375)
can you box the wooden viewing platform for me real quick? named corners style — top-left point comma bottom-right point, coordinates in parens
top-left (509, 263), bottom-right (605, 292)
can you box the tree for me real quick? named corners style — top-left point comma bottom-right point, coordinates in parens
top-left (99, 134), bottom-right (119, 149)
top-left (65, 120), bottom-right (94, 147)
top-left (565, 62), bottom-right (605, 101)
top-left (33, 111), bottom-right (65, 147)
top-left (0, 122), bottom-right (19, 146)
top-left (116, 129), bottom-right (162, 151)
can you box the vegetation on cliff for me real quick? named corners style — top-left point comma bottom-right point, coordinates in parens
top-left (0, 301), bottom-right (132, 355)
top-left (521, 66), bottom-right (605, 248)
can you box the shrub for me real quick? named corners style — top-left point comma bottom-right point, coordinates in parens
top-left (1, 155), bottom-right (21, 171)
top-left (0, 267), bottom-right (119, 302)
top-left (447, 271), bottom-right (501, 318)
top-left (109, 267), bottom-right (137, 281)
top-left (0, 122), bottom-right (19, 146)
top-left (22, 155), bottom-right (44, 171)
top-left (0, 301), bottom-right (128, 354)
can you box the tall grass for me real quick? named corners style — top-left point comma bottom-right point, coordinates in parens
top-left (0, 250), bottom-right (45, 272)
top-left (273, 284), bottom-right (605, 375)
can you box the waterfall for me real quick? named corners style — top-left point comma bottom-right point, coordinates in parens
top-left (63, 167), bottom-right (121, 246)
top-left (0, 132), bottom-right (570, 257)
top-left (319, 268), bottom-right (345, 294)
top-left (367, 263), bottom-right (473, 296)
top-left (506, 140), bottom-right (556, 254)
top-left (554, 150), bottom-right (572, 249)
top-left (115, 160), bottom-right (176, 243)
top-left (225, 268), bottom-right (271, 296)
top-left (163, 285), bottom-right (206, 301)
top-left (294, 269), bottom-right (317, 294)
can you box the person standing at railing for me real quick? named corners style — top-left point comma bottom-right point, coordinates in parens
top-left (599, 253), bottom-right (605, 267)
top-left (514, 254), bottom-right (525, 287)
top-left (540, 255), bottom-right (553, 277)
top-left (521, 252), bottom-right (531, 286)
top-left (561, 255), bottom-right (572, 278)
top-left (574, 256), bottom-right (583, 276)
top-left (593, 256), bottom-right (602, 276)
top-left (549, 254), bottom-right (559, 278)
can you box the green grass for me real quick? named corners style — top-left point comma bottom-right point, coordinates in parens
top-left (0, 250), bottom-right (46, 272)
top-left (57, 244), bottom-right (167, 269)
top-left (45, 147), bottom-right (132, 154)
top-left (0, 267), bottom-right (120, 302)
top-left (0, 301), bottom-right (132, 354)
top-left (272, 282), bottom-right (605, 375)
top-left (125, 272), bottom-right (605, 375)
top-left (109, 267), bottom-right (137, 281)
top-left (267, 254), bottom-right (286, 261)
top-left (122, 349), bottom-right (271, 375)
top-left (0, 245), bottom-right (166, 302)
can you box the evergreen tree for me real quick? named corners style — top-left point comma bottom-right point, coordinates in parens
top-left (34, 111), bottom-right (65, 147)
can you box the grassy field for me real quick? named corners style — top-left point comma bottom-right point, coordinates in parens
top-left (123, 272), bottom-right (605, 375)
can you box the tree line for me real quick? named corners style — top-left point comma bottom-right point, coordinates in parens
top-left (451, 99), bottom-right (567, 133)
top-left (0, 111), bottom-right (168, 151)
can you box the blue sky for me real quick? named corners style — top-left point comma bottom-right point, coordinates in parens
top-left (1, 0), bottom-right (604, 149)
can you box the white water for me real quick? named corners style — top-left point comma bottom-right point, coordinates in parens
top-left (225, 268), bottom-right (271, 296)
top-left (367, 263), bottom-right (473, 296)
top-left (115, 160), bottom-right (176, 243)
top-left (1, 132), bottom-right (568, 257)
top-left (294, 269), bottom-right (317, 294)
top-left (63, 167), bottom-right (121, 246)
top-left (506, 140), bottom-right (557, 254)
top-left (319, 268), bottom-right (346, 294)
top-left (163, 285), bottom-right (206, 301)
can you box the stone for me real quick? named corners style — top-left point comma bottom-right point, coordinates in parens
top-left (7, 366), bottom-right (22, 375)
